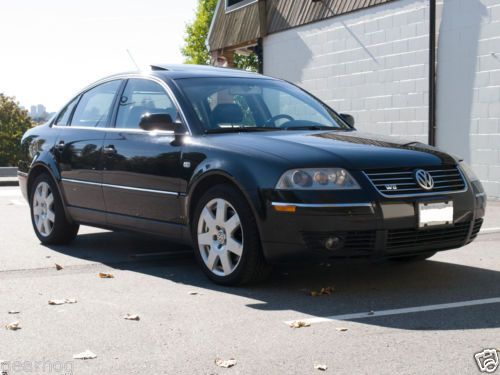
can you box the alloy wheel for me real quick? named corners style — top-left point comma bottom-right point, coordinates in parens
top-left (32, 181), bottom-right (56, 237)
top-left (197, 198), bottom-right (243, 276)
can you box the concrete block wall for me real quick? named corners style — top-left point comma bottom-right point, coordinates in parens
top-left (263, 0), bottom-right (430, 143)
top-left (436, 0), bottom-right (500, 198)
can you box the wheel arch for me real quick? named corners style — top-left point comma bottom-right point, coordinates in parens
top-left (185, 171), bottom-right (265, 236)
top-left (27, 162), bottom-right (74, 223)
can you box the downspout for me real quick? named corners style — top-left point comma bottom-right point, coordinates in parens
top-left (428, 0), bottom-right (437, 146)
top-left (256, 0), bottom-right (267, 74)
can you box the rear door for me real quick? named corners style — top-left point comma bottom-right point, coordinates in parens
top-left (101, 78), bottom-right (183, 230)
top-left (55, 80), bottom-right (122, 219)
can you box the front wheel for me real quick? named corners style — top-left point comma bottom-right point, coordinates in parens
top-left (30, 173), bottom-right (79, 245)
top-left (192, 184), bottom-right (271, 286)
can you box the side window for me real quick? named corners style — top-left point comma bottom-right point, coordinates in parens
top-left (116, 79), bottom-right (178, 129)
top-left (54, 96), bottom-right (79, 126)
top-left (70, 80), bottom-right (121, 127)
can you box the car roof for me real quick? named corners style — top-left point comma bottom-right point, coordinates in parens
top-left (101, 64), bottom-right (270, 82)
top-left (149, 64), bottom-right (264, 79)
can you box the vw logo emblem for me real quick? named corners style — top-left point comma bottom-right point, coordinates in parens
top-left (414, 169), bottom-right (434, 190)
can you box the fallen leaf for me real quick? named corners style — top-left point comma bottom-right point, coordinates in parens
top-left (48, 299), bottom-right (77, 305)
top-left (48, 299), bottom-right (66, 305)
top-left (314, 363), bottom-right (328, 371)
top-left (73, 350), bottom-right (97, 360)
top-left (215, 358), bottom-right (237, 368)
top-left (288, 320), bottom-right (311, 328)
top-left (336, 327), bottom-right (348, 332)
top-left (8, 310), bottom-right (20, 314)
top-left (99, 273), bottom-right (114, 279)
top-left (309, 286), bottom-right (335, 297)
top-left (124, 314), bottom-right (140, 321)
top-left (5, 321), bottom-right (21, 331)
top-left (55, 264), bottom-right (64, 271)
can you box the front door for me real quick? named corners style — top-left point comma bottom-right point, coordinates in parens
top-left (102, 78), bottom-right (183, 232)
top-left (55, 80), bottom-right (122, 217)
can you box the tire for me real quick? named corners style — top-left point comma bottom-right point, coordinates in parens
top-left (391, 252), bottom-right (436, 262)
top-left (30, 173), bottom-right (79, 245)
top-left (192, 184), bottom-right (271, 286)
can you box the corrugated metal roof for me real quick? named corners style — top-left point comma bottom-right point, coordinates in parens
top-left (208, 0), bottom-right (397, 51)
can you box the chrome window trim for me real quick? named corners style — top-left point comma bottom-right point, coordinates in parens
top-left (271, 202), bottom-right (374, 208)
top-left (362, 167), bottom-right (469, 198)
top-left (51, 73), bottom-right (192, 135)
top-left (62, 178), bottom-right (182, 196)
top-left (52, 124), bottom-right (185, 137)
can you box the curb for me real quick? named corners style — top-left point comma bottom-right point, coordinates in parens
top-left (0, 178), bottom-right (19, 187)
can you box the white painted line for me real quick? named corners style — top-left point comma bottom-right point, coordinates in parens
top-left (284, 297), bottom-right (500, 326)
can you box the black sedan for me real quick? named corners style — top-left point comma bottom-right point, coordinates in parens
top-left (18, 64), bottom-right (486, 285)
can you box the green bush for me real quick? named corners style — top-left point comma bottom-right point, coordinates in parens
top-left (0, 94), bottom-right (33, 166)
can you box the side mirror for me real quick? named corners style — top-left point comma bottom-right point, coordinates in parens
top-left (340, 113), bottom-right (355, 127)
top-left (139, 113), bottom-right (182, 132)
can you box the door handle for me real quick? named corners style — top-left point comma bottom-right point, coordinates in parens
top-left (55, 141), bottom-right (65, 152)
top-left (103, 145), bottom-right (117, 154)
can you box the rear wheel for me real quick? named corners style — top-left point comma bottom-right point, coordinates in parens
top-left (30, 173), bottom-right (79, 245)
top-left (192, 184), bottom-right (271, 286)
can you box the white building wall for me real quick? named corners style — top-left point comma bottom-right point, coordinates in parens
top-left (263, 0), bottom-right (500, 198)
top-left (263, 0), bottom-right (430, 142)
top-left (436, 0), bottom-right (500, 198)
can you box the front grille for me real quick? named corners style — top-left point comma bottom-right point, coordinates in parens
top-left (387, 221), bottom-right (472, 251)
top-left (469, 218), bottom-right (483, 241)
top-left (302, 230), bottom-right (376, 254)
top-left (365, 165), bottom-right (466, 196)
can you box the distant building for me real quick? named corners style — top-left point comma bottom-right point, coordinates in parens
top-left (37, 104), bottom-right (46, 117)
top-left (208, 0), bottom-right (500, 199)
top-left (29, 104), bottom-right (49, 122)
top-left (30, 105), bottom-right (37, 118)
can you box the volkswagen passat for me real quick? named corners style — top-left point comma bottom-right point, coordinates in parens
top-left (19, 65), bottom-right (486, 285)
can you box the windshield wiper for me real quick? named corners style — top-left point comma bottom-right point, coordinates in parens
top-left (284, 125), bottom-right (338, 131)
top-left (204, 127), bottom-right (282, 134)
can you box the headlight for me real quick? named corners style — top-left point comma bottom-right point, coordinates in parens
top-left (459, 161), bottom-right (479, 182)
top-left (275, 168), bottom-right (361, 190)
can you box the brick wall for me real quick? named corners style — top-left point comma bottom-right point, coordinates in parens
top-left (263, 0), bottom-right (430, 143)
top-left (436, 0), bottom-right (500, 198)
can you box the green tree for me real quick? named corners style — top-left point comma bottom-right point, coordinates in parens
top-left (0, 94), bottom-right (33, 166)
top-left (181, 0), bottom-right (259, 71)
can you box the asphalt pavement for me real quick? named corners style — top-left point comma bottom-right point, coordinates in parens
top-left (0, 186), bottom-right (499, 375)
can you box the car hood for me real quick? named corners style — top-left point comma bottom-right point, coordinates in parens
top-left (206, 130), bottom-right (458, 170)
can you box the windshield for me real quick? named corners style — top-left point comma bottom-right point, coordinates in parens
top-left (174, 77), bottom-right (350, 133)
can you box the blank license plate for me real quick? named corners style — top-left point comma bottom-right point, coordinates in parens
top-left (418, 201), bottom-right (453, 228)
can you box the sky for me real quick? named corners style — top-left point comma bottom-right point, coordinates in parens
top-left (0, 0), bottom-right (199, 112)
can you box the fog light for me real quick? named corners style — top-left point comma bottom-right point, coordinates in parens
top-left (324, 236), bottom-right (342, 250)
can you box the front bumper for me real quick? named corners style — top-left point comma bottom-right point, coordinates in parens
top-left (259, 185), bottom-right (486, 264)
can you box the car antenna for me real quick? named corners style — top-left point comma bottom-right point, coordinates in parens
top-left (126, 49), bottom-right (140, 71)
